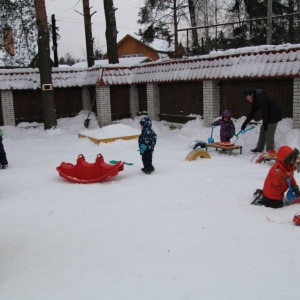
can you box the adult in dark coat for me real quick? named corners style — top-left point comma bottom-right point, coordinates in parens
top-left (241, 88), bottom-right (282, 152)
top-left (0, 135), bottom-right (8, 168)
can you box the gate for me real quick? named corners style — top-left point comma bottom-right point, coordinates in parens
top-left (220, 79), bottom-right (293, 120)
top-left (137, 84), bottom-right (147, 114)
top-left (13, 90), bottom-right (42, 124)
top-left (54, 87), bottom-right (83, 118)
top-left (110, 85), bottom-right (131, 120)
top-left (13, 87), bottom-right (83, 124)
top-left (158, 81), bottom-right (203, 123)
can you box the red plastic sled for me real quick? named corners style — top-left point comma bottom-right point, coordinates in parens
top-left (56, 154), bottom-right (124, 183)
top-left (293, 212), bottom-right (300, 225)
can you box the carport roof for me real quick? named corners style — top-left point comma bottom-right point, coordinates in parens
top-left (98, 43), bottom-right (300, 86)
top-left (1, 43), bottom-right (300, 90)
top-left (0, 66), bottom-right (102, 90)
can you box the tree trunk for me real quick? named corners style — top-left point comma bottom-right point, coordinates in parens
top-left (288, 0), bottom-right (294, 43)
top-left (82, 0), bottom-right (94, 67)
top-left (188, 0), bottom-right (200, 55)
top-left (103, 0), bottom-right (119, 64)
top-left (173, 0), bottom-right (179, 58)
top-left (266, 0), bottom-right (272, 44)
top-left (34, 0), bottom-right (57, 129)
top-left (51, 14), bottom-right (58, 67)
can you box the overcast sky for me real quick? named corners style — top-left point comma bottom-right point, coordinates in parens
top-left (44, 0), bottom-right (143, 60)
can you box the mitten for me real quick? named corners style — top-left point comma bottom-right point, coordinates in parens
top-left (263, 123), bottom-right (268, 131)
top-left (139, 144), bottom-right (147, 154)
top-left (241, 122), bottom-right (247, 131)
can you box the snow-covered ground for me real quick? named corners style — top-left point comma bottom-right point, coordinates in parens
top-left (1, 111), bottom-right (300, 300)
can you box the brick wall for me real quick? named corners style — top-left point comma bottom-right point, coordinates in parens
top-left (1, 90), bottom-right (15, 126)
top-left (130, 85), bottom-right (139, 118)
top-left (96, 86), bottom-right (111, 127)
top-left (203, 81), bottom-right (220, 126)
top-left (81, 87), bottom-right (91, 111)
top-left (293, 78), bottom-right (300, 129)
top-left (146, 83), bottom-right (160, 121)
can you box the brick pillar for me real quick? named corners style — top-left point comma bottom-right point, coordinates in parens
top-left (81, 87), bottom-right (91, 111)
top-left (203, 80), bottom-right (220, 126)
top-left (1, 90), bottom-right (15, 126)
top-left (146, 83), bottom-right (160, 121)
top-left (293, 78), bottom-right (300, 129)
top-left (96, 86), bottom-right (111, 127)
top-left (130, 84), bottom-right (139, 118)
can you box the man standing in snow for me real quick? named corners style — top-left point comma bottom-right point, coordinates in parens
top-left (241, 88), bottom-right (282, 153)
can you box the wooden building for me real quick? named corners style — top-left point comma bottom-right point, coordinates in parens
top-left (103, 34), bottom-right (186, 61)
top-left (1, 44), bottom-right (300, 129)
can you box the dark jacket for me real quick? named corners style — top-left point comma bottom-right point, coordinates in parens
top-left (0, 137), bottom-right (8, 166)
top-left (245, 90), bottom-right (282, 125)
top-left (138, 117), bottom-right (157, 152)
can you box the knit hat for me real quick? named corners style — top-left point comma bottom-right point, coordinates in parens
top-left (243, 88), bottom-right (256, 96)
top-left (139, 117), bottom-right (152, 128)
top-left (222, 110), bottom-right (231, 119)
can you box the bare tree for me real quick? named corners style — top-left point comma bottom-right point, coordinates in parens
top-left (82, 0), bottom-right (95, 67)
top-left (34, 0), bottom-right (57, 129)
top-left (188, 0), bottom-right (201, 54)
top-left (103, 0), bottom-right (119, 64)
top-left (267, 0), bottom-right (273, 44)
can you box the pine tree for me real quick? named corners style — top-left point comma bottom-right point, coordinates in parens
top-left (103, 0), bottom-right (119, 64)
top-left (0, 0), bottom-right (37, 67)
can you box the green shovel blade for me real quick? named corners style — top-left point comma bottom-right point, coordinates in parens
top-left (109, 160), bottom-right (134, 166)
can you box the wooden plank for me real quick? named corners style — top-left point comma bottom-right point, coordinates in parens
top-left (78, 133), bottom-right (139, 145)
top-left (205, 143), bottom-right (243, 155)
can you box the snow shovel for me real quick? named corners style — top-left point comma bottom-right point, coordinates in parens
top-left (109, 160), bottom-right (134, 166)
top-left (232, 125), bottom-right (255, 142)
top-left (286, 178), bottom-right (297, 202)
top-left (208, 126), bottom-right (215, 144)
top-left (84, 93), bottom-right (97, 128)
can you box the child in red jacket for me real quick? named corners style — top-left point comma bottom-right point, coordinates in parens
top-left (252, 145), bottom-right (300, 208)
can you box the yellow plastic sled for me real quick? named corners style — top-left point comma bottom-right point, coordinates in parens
top-left (185, 149), bottom-right (211, 161)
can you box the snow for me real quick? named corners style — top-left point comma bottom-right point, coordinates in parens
top-left (2, 43), bottom-right (300, 89)
top-left (72, 57), bottom-right (152, 69)
top-left (1, 111), bottom-right (300, 300)
top-left (79, 124), bottom-right (140, 139)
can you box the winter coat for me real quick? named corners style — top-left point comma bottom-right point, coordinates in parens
top-left (211, 116), bottom-right (235, 142)
top-left (244, 90), bottom-right (282, 126)
top-left (0, 132), bottom-right (8, 166)
top-left (138, 117), bottom-right (157, 152)
top-left (263, 146), bottom-right (297, 200)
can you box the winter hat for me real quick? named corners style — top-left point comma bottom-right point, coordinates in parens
top-left (276, 145), bottom-right (298, 166)
top-left (139, 117), bottom-right (152, 128)
top-left (243, 87), bottom-right (256, 96)
top-left (222, 110), bottom-right (231, 119)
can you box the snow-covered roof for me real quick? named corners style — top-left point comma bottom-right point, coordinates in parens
top-left (1, 43), bottom-right (300, 90)
top-left (124, 34), bottom-right (175, 52)
top-left (0, 66), bottom-right (102, 90)
top-left (72, 57), bottom-right (151, 69)
top-left (99, 44), bottom-right (300, 85)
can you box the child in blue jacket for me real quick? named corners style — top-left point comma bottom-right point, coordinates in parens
top-left (211, 110), bottom-right (235, 142)
top-left (138, 117), bottom-right (157, 174)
